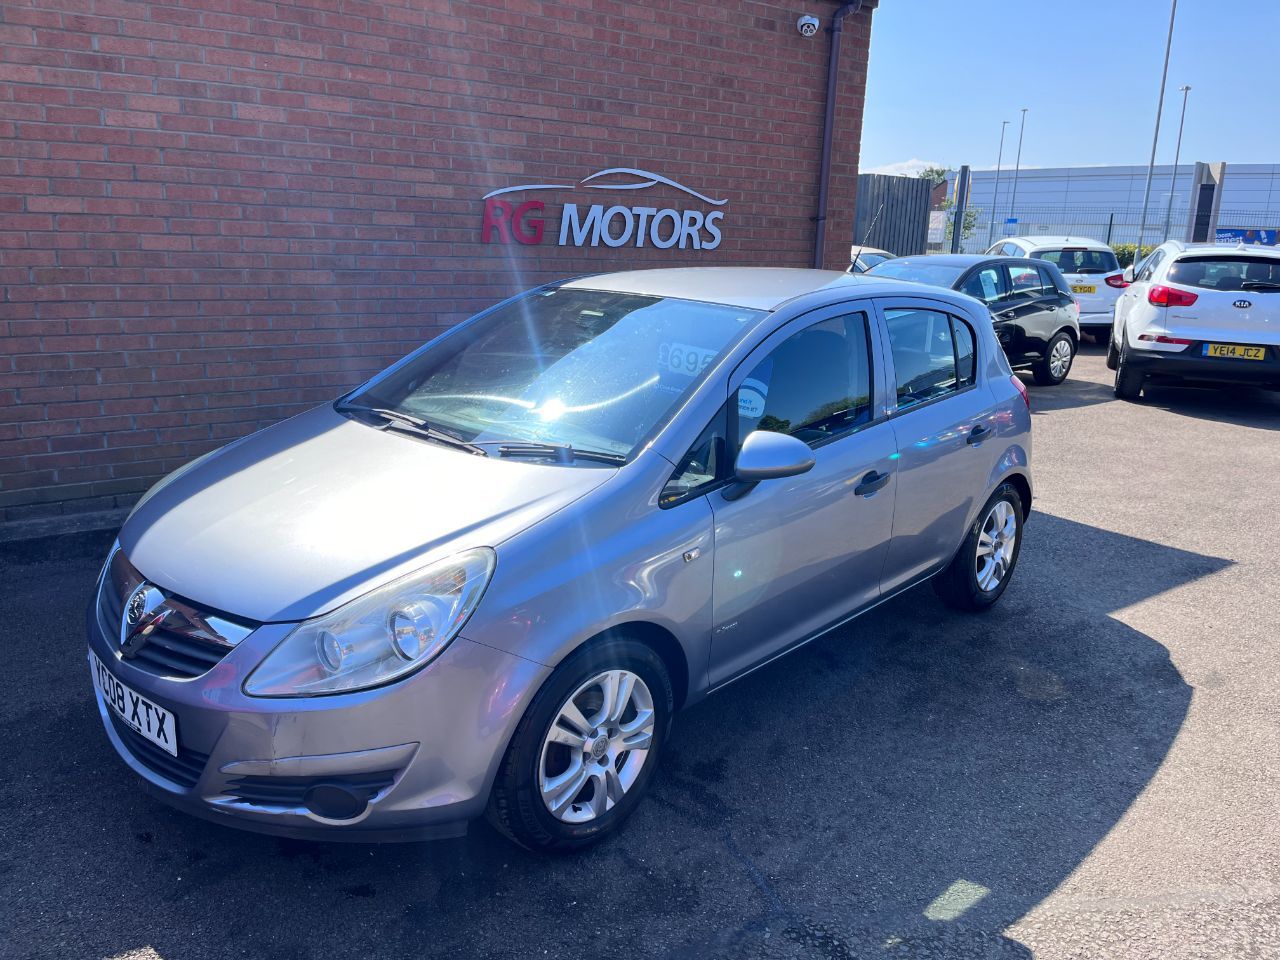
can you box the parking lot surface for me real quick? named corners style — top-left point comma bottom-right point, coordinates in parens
top-left (3, 346), bottom-right (1278, 960)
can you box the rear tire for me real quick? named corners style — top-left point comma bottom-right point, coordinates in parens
top-left (933, 482), bottom-right (1024, 612)
top-left (1033, 331), bottom-right (1075, 386)
top-left (1113, 338), bottom-right (1145, 400)
top-left (487, 638), bottom-right (672, 853)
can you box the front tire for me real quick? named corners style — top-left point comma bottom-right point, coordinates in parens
top-left (1033, 331), bottom-right (1075, 386)
top-left (1105, 330), bottom-right (1120, 370)
top-left (487, 638), bottom-right (672, 853)
top-left (933, 483), bottom-right (1024, 611)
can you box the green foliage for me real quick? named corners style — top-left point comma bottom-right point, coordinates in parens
top-left (939, 200), bottom-right (981, 242)
top-left (916, 165), bottom-right (950, 187)
top-left (1112, 243), bottom-right (1158, 267)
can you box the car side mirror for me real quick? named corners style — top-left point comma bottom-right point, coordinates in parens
top-left (1122, 265), bottom-right (1136, 283)
top-left (734, 430), bottom-right (815, 481)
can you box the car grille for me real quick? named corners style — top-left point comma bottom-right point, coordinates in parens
top-left (223, 771), bottom-right (398, 808)
top-left (96, 549), bottom-right (257, 680)
top-left (108, 712), bottom-right (210, 789)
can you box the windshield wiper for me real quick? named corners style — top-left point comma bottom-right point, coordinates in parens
top-left (336, 402), bottom-right (488, 456)
top-left (1241, 281), bottom-right (1280, 291)
top-left (487, 441), bottom-right (626, 466)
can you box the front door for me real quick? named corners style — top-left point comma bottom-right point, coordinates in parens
top-left (707, 305), bottom-right (897, 687)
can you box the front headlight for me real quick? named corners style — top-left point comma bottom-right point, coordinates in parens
top-left (243, 547), bottom-right (496, 697)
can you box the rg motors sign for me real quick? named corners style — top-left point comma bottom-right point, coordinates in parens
top-left (481, 167), bottom-right (726, 251)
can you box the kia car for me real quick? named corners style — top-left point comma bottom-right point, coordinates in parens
top-left (867, 254), bottom-right (1080, 385)
top-left (1107, 242), bottom-right (1280, 399)
top-left (987, 235), bottom-right (1125, 343)
top-left (89, 268), bottom-right (1033, 852)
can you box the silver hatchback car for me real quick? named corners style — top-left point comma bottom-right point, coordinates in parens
top-left (88, 268), bottom-right (1033, 852)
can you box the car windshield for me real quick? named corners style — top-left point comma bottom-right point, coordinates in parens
top-left (866, 259), bottom-right (967, 287)
top-left (1167, 256), bottom-right (1280, 291)
top-left (343, 287), bottom-right (763, 459)
top-left (1035, 248), bottom-right (1119, 275)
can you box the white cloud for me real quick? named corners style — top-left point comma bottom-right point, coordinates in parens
top-left (864, 158), bottom-right (945, 177)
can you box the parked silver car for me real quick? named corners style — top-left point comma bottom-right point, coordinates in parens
top-left (89, 268), bottom-right (1033, 851)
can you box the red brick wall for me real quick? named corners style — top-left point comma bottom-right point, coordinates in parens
top-left (0, 0), bottom-right (874, 525)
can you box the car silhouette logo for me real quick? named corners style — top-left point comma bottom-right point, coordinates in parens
top-left (1234, 299), bottom-right (1252, 309)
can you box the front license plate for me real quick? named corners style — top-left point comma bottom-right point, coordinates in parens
top-left (1203, 343), bottom-right (1265, 361)
top-left (1071, 284), bottom-right (1096, 295)
top-left (90, 651), bottom-right (178, 756)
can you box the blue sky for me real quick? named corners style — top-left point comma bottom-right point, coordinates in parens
top-left (860, 0), bottom-right (1280, 174)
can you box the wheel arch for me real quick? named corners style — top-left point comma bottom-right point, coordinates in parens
top-left (564, 621), bottom-right (692, 711)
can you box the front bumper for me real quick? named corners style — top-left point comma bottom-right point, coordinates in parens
top-left (1125, 339), bottom-right (1280, 388)
top-left (87, 604), bottom-right (550, 842)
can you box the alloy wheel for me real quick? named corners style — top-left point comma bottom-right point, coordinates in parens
top-left (975, 500), bottom-right (1018, 592)
top-left (538, 670), bottom-right (655, 824)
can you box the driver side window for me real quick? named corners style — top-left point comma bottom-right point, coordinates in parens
top-left (736, 312), bottom-right (873, 449)
top-left (660, 312), bottom-right (873, 507)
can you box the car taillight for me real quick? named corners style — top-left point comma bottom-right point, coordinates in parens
top-left (1148, 284), bottom-right (1198, 307)
top-left (1105, 274), bottom-right (1129, 289)
top-left (1138, 334), bottom-right (1193, 345)
top-left (1011, 374), bottom-right (1029, 408)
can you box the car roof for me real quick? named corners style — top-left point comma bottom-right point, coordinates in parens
top-left (1002, 235), bottom-right (1113, 250)
top-left (883, 254), bottom-right (991, 268)
top-left (1162, 241), bottom-right (1280, 260)
top-left (561, 267), bottom-right (906, 311)
top-left (852, 247), bottom-right (894, 258)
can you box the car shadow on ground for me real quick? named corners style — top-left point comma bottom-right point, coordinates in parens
top-left (0, 517), bottom-right (1228, 960)
top-left (1138, 381), bottom-right (1280, 431)
top-left (1025, 373), bottom-right (1116, 415)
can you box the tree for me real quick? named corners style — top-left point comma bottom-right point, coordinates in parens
top-left (917, 165), bottom-right (950, 187)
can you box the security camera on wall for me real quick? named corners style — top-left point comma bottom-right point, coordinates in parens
top-left (796, 15), bottom-right (820, 38)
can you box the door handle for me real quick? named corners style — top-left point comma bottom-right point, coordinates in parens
top-left (854, 470), bottom-right (890, 497)
top-left (999, 310), bottom-right (1018, 320)
top-left (966, 424), bottom-right (991, 446)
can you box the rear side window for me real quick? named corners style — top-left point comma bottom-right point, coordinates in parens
top-left (1036, 264), bottom-right (1065, 295)
top-left (1167, 256), bottom-right (1280, 291)
top-left (1035, 248), bottom-right (1120, 274)
top-left (1136, 249), bottom-right (1165, 282)
top-left (1006, 263), bottom-right (1053, 298)
top-left (885, 308), bottom-right (976, 410)
top-left (999, 242), bottom-right (1023, 257)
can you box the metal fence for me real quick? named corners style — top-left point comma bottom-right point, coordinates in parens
top-left (938, 204), bottom-right (1280, 255)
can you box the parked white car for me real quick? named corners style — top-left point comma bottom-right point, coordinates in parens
top-left (848, 246), bottom-right (895, 274)
top-left (1107, 242), bottom-right (1280, 400)
top-left (988, 236), bottom-right (1125, 342)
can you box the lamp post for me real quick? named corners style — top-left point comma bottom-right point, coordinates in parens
top-left (987, 120), bottom-right (1010, 245)
top-left (1136, 0), bottom-right (1178, 258)
top-left (1162, 84), bottom-right (1191, 241)
top-left (1008, 108), bottom-right (1028, 226)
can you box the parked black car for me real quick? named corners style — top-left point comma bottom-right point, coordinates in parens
top-left (866, 254), bottom-right (1080, 385)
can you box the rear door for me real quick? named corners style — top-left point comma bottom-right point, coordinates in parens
top-left (1032, 246), bottom-right (1123, 321)
top-left (873, 298), bottom-right (1002, 593)
top-left (994, 262), bottom-right (1064, 361)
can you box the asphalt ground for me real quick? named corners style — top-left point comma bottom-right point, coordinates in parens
top-left (2, 343), bottom-right (1278, 960)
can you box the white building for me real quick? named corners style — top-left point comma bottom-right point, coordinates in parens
top-left (946, 162), bottom-right (1280, 252)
